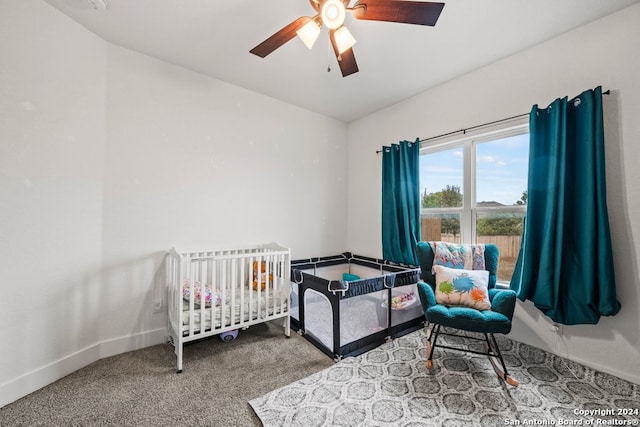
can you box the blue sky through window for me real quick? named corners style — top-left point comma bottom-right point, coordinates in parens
top-left (420, 133), bottom-right (529, 206)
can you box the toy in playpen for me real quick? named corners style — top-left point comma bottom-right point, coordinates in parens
top-left (390, 291), bottom-right (417, 310)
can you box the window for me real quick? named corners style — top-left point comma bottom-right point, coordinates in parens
top-left (419, 119), bottom-right (529, 284)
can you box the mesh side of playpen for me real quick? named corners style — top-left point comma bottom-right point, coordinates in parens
top-left (290, 253), bottom-right (423, 359)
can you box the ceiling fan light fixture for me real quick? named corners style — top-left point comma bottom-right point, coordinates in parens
top-left (296, 19), bottom-right (321, 50)
top-left (321, 0), bottom-right (346, 30)
top-left (334, 25), bottom-right (357, 54)
top-left (250, 0), bottom-right (445, 77)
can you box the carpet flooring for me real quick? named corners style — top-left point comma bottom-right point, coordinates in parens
top-left (2, 323), bottom-right (639, 426)
top-left (0, 321), bottom-right (333, 426)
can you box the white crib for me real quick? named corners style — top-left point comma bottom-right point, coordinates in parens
top-left (166, 242), bottom-right (291, 372)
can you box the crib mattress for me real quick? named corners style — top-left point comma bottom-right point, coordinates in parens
top-left (181, 289), bottom-right (288, 334)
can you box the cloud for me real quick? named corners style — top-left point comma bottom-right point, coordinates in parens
top-left (478, 154), bottom-right (507, 167)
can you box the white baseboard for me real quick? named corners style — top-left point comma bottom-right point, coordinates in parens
top-left (563, 352), bottom-right (640, 386)
top-left (99, 328), bottom-right (167, 359)
top-left (0, 328), bottom-right (167, 408)
top-left (510, 335), bottom-right (640, 386)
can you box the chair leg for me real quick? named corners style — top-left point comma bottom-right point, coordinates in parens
top-left (485, 333), bottom-right (519, 386)
top-left (426, 324), bottom-right (441, 369)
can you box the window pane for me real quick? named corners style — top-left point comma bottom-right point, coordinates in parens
top-left (420, 147), bottom-right (463, 208)
top-left (476, 211), bottom-right (525, 283)
top-left (476, 134), bottom-right (529, 206)
top-left (421, 213), bottom-right (461, 243)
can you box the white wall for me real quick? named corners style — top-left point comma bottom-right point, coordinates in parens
top-left (100, 45), bottom-right (348, 345)
top-left (0, 0), bottom-right (106, 406)
top-left (0, 0), bottom-right (347, 407)
top-left (347, 4), bottom-right (640, 384)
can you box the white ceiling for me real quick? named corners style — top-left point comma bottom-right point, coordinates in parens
top-left (44, 0), bottom-right (639, 122)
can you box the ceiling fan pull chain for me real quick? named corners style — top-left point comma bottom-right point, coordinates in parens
top-left (327, 37), bottom-right (332, 72)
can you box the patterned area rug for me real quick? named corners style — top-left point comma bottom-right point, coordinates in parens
top-left (249, 328), bottom-right (640, 427)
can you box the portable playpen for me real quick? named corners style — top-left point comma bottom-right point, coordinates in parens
top-left (290, 253), bottom-right (423, 360)
top-left (166, 243), bottom-right (290, 372)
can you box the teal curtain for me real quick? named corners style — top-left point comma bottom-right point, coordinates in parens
top-left (381, 138), bottom-right (421, 265)
top-left (510, 86), bottom-right (620, 325)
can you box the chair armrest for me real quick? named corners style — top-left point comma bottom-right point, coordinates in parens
top-left (417, 281), bottom-right (437, 311)
top-left (489, 288), bottom-right (516, 319)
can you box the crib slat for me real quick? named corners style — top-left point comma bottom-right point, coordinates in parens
top-left (257, 255), bottom-right (263, 320)
top-left (199, 259), bottom-right (207, 334)
top-left (230, 258), bottom-right (236, 327)
top-left (220, 258), bottom-right (227, 330)
top-left (212, 258), bottom-right (217, 330)
top-left (188, 262), bottom-right (196, 336)
top-left (263, 255), bottom-right (267, 318)
top-left (207, 258), bottom-right (214, 332)
top-left (240, 258), bottom-right (245, 324)
top-left (249, 255), bottom-right (254, 321)
top-left (272, 254), bottom-right (278, 315)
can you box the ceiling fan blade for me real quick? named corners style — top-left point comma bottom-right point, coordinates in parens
top-left (352, 0), bottom-right (444, 26)
top-left (250, 16), bottom-right (313, 58)
top-left (329, 30), bottom-right (359, 77)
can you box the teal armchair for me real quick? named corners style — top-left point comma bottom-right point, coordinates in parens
top-left (416, 242), bottom-right (518, 386)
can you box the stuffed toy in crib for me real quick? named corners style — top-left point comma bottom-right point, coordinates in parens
top-left (252, 261), bottom-right (273, 290)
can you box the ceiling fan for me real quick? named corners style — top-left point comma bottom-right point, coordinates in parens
top-left (250, 0), bottom-right (445, 77)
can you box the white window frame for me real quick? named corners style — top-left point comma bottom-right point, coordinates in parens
top-left (420, 117), bottom-right (529, 282)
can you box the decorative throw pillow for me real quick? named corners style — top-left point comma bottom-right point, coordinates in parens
top-left (429, 241), bottom-right (486, 271)
top-left (182, 281), bottom-right (222, 307)
top-left (433, 265), bottom-right (491, 310)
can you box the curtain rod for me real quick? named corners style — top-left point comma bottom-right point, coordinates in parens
top-left (376, 89), bottom-right (610, 154)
